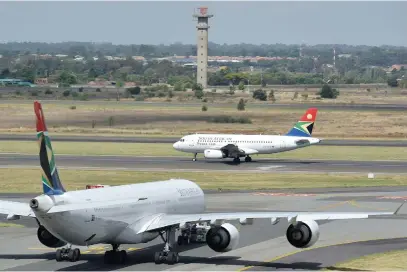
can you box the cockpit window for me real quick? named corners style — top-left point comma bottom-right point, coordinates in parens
top-left (180, 138), bottom-right (185, 142)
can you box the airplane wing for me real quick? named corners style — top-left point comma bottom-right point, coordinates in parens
top-left (138, 210), bottom-right (394, 233)
top-left (214, 144), bottom-right (258, 157)
top-left (0, 200), bottom-right (36, 218)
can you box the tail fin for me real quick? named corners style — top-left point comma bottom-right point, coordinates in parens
top-left (285, 108), bottom-right (318, 137)
top-left (34, 101), bottom-right (66, 195)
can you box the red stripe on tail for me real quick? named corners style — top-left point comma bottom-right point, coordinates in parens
top-left (34, 101), bottom-right (47, 132)
top-left (299, 108), bottom-right (318, 122)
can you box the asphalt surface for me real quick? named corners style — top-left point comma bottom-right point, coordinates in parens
top-left (2, 134), bottom-right (407, 147)
top-left (2, 153), bottom-right (407, 174)
top-left (1, 190), bottom-right (407, 270)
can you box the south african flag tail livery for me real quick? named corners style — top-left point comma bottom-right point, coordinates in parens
top-left (34, 101), bottom-right (66, 195)
top-left (285, 108), bottom-right (318, 137)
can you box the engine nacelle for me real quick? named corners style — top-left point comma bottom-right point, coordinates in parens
top-left (286, 220), bottom-right (320, 248)
top-left (204, 149), bottom-right (225, 159)
top-left (37, 226), bottom-right (67, 248)
top-left (206, 223), bottom-right (239, 252)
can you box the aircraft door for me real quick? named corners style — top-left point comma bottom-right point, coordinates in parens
top-left (280, 140), bottom-right (286, 150)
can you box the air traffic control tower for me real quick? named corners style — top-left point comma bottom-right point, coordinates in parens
top-left (193, 7), bottom-right (213, 89)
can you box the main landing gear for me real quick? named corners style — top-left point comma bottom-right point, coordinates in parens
top-left (104, 244), bottom-right (127, 264)
top-left (192, 153), bottom-right (197, 162)
top-left (233, 156), bottom-right (252, 163)
top-left (56, 246), bottom-right (81, 262)
top-left (154, 227), bottom-right (180, 265)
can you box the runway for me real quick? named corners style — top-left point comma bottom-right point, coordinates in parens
top-left (2, 134), bottom-right (407, 147)
top-left (2, 153), bottom-right (407, 174)
top-left (2, 189), bottom-right (407, 270)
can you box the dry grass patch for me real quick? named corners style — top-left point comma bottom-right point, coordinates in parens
top-left (326, 249), bottom-right (407, 271)
top-left (2, 101), bottom-right (407, 138)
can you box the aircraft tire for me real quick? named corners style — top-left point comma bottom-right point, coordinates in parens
top-left (55, 249), bottom-right (62, 262)
top-left (154, 252), bottom-right (163, 264)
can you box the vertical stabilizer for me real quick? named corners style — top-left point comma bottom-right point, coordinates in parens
top-left (34, 101), bottom-right (66, 195)
top-left (285, 108), bottom-right (318, 137)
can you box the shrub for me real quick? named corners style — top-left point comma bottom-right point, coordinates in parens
top-left (78, 87), bottom-right (84, 92)
top-left (63, 90), bottom-right (71, 97)
top-left (45, 89), bottom-right (53, 95)
top-left (69, 106), bottom-right (76, 110)
top-left (128, 86), bottom-right (141, 95)
top-left (292, 91), bottom-right (299, 100)
top-left (208, 115), bottom-right (252, 124)
top-left (96, 88), bottom-right (101, 92)
top-left (253, 89), bottom-right (267, 101)
top-left (237, 98), bottom-right (245, 111)
top-left (202, 105), bottom-right (208, 111)
top-left (301, 93), bottom-right (309, 100)
top-left (318, 84), bottom-right (339, 99)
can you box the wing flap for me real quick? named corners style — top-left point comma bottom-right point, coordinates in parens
top-left (0, 200), bottom-right (36, 218)
top-left (141, 211), bottom-right (393, 232)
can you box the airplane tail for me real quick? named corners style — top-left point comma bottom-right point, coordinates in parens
top-left (285, 108), bottom-right (318, 137)
top-left (34, 101), bottom-right (66, 195)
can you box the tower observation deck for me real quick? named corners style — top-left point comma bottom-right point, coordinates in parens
top-left (193, 7), bottom-right (213, 89)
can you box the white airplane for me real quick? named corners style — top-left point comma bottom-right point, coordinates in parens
top-left (0, 101), bottom-right (397, 266)
top-left (173, 108), bottom-right (321, 163)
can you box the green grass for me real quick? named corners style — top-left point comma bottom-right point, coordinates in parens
top-left (2, 141), bottom-right (407, 161)
top-left (1, 168), bottom-right (407, 193)
top-left (326, 249), bottom-right (407, 271)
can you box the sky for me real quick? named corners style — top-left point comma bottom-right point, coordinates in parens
top-left (0, 1), bottom-right (406, 46)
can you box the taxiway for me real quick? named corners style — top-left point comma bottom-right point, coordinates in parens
top-left (1, 189), bottom-right (407, 270)
top-left (1, 153), bottom-right (407, 174)
top-left (1, 134), bottom-right (407, 147)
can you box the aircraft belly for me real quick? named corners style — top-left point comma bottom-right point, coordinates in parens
top-left (36, 211), bottom-right (125, 246)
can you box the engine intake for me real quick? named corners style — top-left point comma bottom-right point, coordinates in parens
top-left (206, 223), bottom-right (239, 252)
top-left (37, 225), bottom-right (67, 248)
top-left (286, 220), bottom-right (320, 248)
top-left (204, 149), bottom-right (225, 159)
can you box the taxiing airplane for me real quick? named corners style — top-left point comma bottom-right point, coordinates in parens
top-left (0, 102), bottom-right (397, 265)
top-left (173, 108), bottom-right (321, 163)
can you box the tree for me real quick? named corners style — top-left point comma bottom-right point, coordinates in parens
top-left (128, 86), bottom-right (141, 95)
top-left (252, 89), bottom-right (267, 101)
top-left (238, 81), bottom-right (245, 90)
top-left (387, 76), bottom-right (399, 87)
top-left (193, 83), bottom-right (204, 99)
top-left (237, 98), bottom-right (245, 111)
top-left (318, 84), bottom-right (339, 99)
top-left (174, 82), bottom-right (183, 92)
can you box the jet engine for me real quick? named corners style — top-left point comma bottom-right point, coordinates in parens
top-left (204, 149), bottom-right (225, 159)
top-left (206, 223), bottom-right (239, 252)
top-left (37, 225), bottom-right (67, 248)
top-left (286, 220), bottom-right (320, 248)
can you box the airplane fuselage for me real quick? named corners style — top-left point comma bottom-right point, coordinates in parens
top-left (173, 134), bottom-right (321, 155)
top-left (32, 179), bottom-right (205, 246)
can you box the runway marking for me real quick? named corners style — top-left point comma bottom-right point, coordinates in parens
top-left (236, 236), bottom-right (407, 271)
top-left (256, 166), bottom-right (285, 171)
top-left (378, 196), bottom-right (407, 200)
top-left (252, 193), bottom-right (316, 197)
top-left (315, 199), bottom-right (390, 212)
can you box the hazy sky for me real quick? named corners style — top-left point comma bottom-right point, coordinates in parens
top-left (0, 1), bottom-right (406, 46)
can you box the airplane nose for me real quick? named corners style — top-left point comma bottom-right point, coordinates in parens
top-left (173, 142), bottom-right (178, 149)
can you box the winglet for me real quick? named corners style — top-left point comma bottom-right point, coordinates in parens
top-left (34, 101), bottom-right (66, 195)
top-left (286, 108), bottom-right (318, 137)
